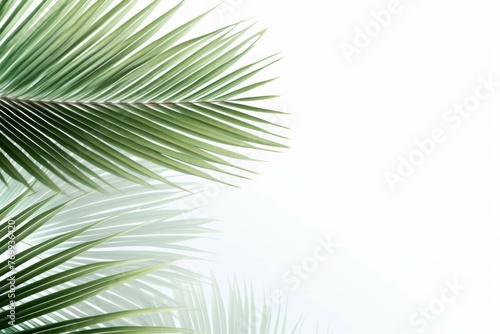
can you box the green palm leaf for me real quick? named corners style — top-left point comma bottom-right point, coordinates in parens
top-left (173, 276), bottom-right (334, 334)
top-left (0, 0), bottom-right (285, 191)
top-left (0, 175), bottom-right (331, 333)
top-left (0, 177), bottom-right (206, 333)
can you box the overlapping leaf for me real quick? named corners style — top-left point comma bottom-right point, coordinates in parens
top-left (0, 0), bottom-right (286, 191)
top-left (173, 276), bottom-right (334, 334)
top-left (0, 176), bottom-right (207, 333)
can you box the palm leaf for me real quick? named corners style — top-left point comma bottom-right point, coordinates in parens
top-left (0, 174), bottom-right (331, 333)
top-left (0, 0), bottom-right (285, 191)
top-left (172, 276), bottom-right (334, 334)
top-left (0, 176), bottom-right (208, 333)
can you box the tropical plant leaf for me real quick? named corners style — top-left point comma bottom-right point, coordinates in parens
top-left (0, 0), bottom-right (286, 191)
top-left (0, 172), bottom-right (331, 334)
top-left (172, 275), bottom-right (334, 334)
top-left (0, 176), bottom-right (209, 333)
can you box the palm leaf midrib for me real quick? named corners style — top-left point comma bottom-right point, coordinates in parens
top-left (0, 95), bottom-right (240, 107)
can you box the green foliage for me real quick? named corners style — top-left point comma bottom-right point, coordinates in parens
top-left (0, 1), bottom-right (330, 333)
top-left (175, 276), bottom-right (302, 334)
top-left (0, 177), bottom-right (204, 333)
top-left (0, 0), bottom-right (285, 191)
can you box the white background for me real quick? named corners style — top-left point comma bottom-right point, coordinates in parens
top-left (168, 0), bottom-right (500, 333)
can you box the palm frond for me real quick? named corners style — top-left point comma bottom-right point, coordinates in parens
top-left (0, 177), bottom-right (208, 333)
top-left (171, 275), bottom-right (302, 334)
top-left (171, 275), bottom-right (335, 334)
top-left (0, 0), bottom-right (285, 191)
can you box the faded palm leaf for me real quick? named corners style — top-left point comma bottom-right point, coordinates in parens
top-left (173, 276), bottom-right (334, 334)
top-left (0, 173), bottom-right (332, 333)
top-left (0, 0), bottom-right (285, 191)
top-left (0, 176), bottom-right (208, 333)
